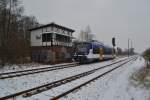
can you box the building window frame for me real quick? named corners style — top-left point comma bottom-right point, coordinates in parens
top-left (42, 33), bottom-right (52, 42)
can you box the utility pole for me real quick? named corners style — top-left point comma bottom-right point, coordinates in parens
top-left (128, 38), bottom-right (130, 57)
top-left (131, 40), bottom-right (133, 55)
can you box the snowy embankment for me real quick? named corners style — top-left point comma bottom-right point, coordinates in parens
top-left (60, 56), bottom-right (150, 100)
top-left (0, 57), bottom-right (126, 97)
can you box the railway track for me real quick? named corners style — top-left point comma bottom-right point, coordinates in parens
top-left (51, 57), bottom-right (137, 100)
top-left (0, 63), bottom-right (78, 79)
top-left (0, 57), bottom-right (125, 80)
top-left (0, 56), bottom-right (136, 100)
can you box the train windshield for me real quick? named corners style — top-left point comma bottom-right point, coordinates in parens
top-left (76, 43), bottom-right (92, 55)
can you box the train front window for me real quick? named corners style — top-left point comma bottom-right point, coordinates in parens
top-left (76, 43), bottom-right (92, 54)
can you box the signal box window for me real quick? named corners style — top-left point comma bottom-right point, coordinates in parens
top-left (42, 33), bottom-right (52, 42)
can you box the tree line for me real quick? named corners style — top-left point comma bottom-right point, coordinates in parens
top-left (0, 0), bottom-right (40, 66)
top-left (143, 48), bottom-right (150, 67)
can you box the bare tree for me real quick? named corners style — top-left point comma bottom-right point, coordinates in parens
top-left (143, 48), bottom-right (150, 67)
top-left (0, 0), bottom-right (39, 66)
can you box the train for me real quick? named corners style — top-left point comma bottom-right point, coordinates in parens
top-left (73, 41), bottom-right (115, 63)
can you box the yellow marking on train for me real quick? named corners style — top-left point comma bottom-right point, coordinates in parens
top-left (99, 48), bottom-right (103, 60)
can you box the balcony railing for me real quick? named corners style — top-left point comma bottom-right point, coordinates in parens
top-left (42, 41), bottom-right (72, 47)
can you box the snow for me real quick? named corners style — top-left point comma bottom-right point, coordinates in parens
top-left (18, 60), bottom-right (127, 100)
top-left (60, 56), bottom-right (150, 100)
top-left (0, 57), bottom-right (127, 97)
top-left (1, 56), bottom-right (149, 100)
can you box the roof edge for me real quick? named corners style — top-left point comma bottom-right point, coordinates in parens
top-left (29, 22), bottom-right (75, 32)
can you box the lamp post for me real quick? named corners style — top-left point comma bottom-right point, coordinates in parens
top-left (128, 38), bottom-right (134, 56)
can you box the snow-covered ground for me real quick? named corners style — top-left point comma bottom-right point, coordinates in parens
top-left (1, 56), bottom-right (148, 100)
top-left (0, 57), bottom-right (127, 97)
top-left (19, 58), bottom-right (132, 100)
top-left (59, 56), bottom-right (150, 100)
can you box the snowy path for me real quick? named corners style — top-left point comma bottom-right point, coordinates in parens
top-left (59, 56), bottom-right (149, 100)
top-left (0, 57), bottom-right (127, 97)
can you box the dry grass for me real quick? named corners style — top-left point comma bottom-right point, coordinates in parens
top-left (131, 66), bottom-right (150, 88)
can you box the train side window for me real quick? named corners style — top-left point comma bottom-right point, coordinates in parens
top-left (104, 48), bottom-right (113, 54)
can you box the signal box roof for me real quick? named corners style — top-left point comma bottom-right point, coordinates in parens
top-left (29, 22), bottom-right (75, 32)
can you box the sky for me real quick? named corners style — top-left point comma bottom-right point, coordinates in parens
top-left (22, 0), bottom-right (150, 53)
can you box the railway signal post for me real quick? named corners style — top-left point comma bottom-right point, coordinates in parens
top-left (112, 37), bottom-right (116, 56)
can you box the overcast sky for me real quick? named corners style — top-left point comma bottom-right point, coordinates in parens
top-left (22, 0), bottom-right (150, 53)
